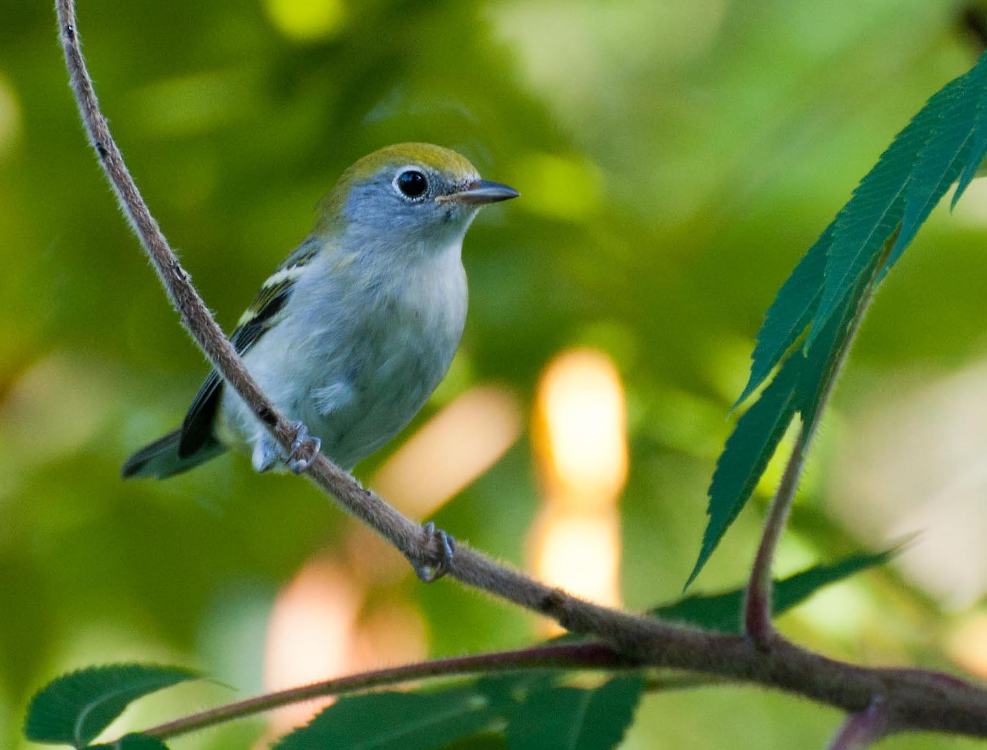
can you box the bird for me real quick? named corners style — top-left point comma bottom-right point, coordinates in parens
top-left (122, 143), bottom-right (518, 572)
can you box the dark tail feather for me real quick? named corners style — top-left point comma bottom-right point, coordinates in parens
top-left (122, 428), bottom-right (225, 479)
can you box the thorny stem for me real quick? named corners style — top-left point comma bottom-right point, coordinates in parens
top-left (55, 0), bottom-right (987, 743)
top-left (744, 266), bottom-right (883, 648)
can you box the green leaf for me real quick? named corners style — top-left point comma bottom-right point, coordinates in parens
top-left (810, 74), bottom-right (960, 347)
top-left (794, 278), bottom-right (862, 432)
top-left (89, 733), bottom-right (171, 749)
top-left (886, 68), bottom-right (983, 272)
top-left (735, 222), bottom-right (831, 406)
top-left (505, 677), bottom-right (643, 750)
top-left (687, 354), bottom-right (802, 587)
top-left (24, 664), bottom-right (196, 748)
top-left (657, 550), bottom-right (893, 633)
top-left (442, 734), bottom-right (509, 750)
top-left (953, 52), bottom-right (987, 204)
top-left (272, 685), bottom-right (503, 750)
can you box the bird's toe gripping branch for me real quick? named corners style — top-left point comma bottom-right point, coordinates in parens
top-left (286, 420), bottom-right (322, 474)
top-left (414, 521), bottom-right (456, 582)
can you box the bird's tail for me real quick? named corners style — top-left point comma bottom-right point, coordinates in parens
top-left (122, 428), bottom-right (225, 479)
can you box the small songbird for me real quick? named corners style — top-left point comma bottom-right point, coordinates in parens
top-left (123, 143), bottom-right (518, 486)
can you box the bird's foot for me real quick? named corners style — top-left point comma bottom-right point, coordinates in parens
top-left (286, 420), bottom-right (321, 473)
top-left (413, 521), bottom-right (455, 582)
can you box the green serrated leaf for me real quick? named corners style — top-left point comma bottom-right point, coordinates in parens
top-left (24, 664), bottom-right (196, 748)
top-left (272, 685), bottom-right (503, 750)
top-left (505, 677), bottom-right (643, 750)
top-left (89, 732), bottom-right (170, 749)
top-left (810, 73), bottom-right (961, 347)
top-left (687, 354), bottom-right (802, 588)
top-left (656, 549), bottom-right (893, 632)
top-left (799, 224), bottom-right (897, 435)
top-left (885, 68), bottom-right (983, 272)
top-left (953, 52), bottom-right (987, 204)
top-left (735, 222), bottom-right (832, 406)
top-left (795, 283), bottom-right (860, 432)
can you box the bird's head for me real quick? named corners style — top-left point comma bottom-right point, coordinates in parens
top-left (318, 143), bottom-right (518, 248)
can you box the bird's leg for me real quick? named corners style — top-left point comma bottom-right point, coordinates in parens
top-left (285, 420), bottom-right (321, 473)
top-left (413, 521), bottom-right (456, 582)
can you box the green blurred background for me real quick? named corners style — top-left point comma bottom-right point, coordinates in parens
top-left (4, 0), bottom-right (987, 747)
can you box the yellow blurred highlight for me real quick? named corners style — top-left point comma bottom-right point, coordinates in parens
top-left (530, 349), bottom-right (627, 612)
top-left (535, 349), bottom-right (627, 510)
top-left (946, 613), bottom-right (987, 679)
top-left (0, 73), bottom-right (20, 160)
top-left (511, 153), bottom-right (602, 221)
top-left (264, 0), bottom-right (347, 42)
top-left (261, 553), bottom-right (428, 740)
top-left (263, 557), bottom-right (361, 732)
top-left (371, 385), bottom-right (523, 518)
top-left (532, 508), bottom-right (622, 607)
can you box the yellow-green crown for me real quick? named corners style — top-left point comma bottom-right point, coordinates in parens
top-left (318, 143), bottom-right (479, 229)
top-left (343, 143), bottom-right (478, 183)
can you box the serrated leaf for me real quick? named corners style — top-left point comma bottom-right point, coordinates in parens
top-left (656, 549), bottom-right (893, 632)
top-left (795, 281), bottom-right (860, 432)
top-left (505, 677), bottom-right (643, 750)
top-left (799, 224), bottom-right (897, 434)
top-left (272, 685), bottom-right (502, 750)
top-left (687, 354), bottom-right (802, 587)
top-left (24, 664), bottom-right (196, 748)
top-left (810, 75), bottom-right (960, 347)
top-left (735, 222), bottom-right (832, 406)
top-left (885, 68), bottom-right (982, 273)
top-left (89, 732), bottom-right (170, 749)
top-left (953, 52), bottom-right (987, 203)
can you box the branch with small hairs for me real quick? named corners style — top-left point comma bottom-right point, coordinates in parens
top-left (54, 0), bottom-right (987, 745)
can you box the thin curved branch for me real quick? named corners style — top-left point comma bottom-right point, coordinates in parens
top-left (744, 247), bottom-right (886, 647)
top-left (54, 0), bottom-right (987, 741)
top-left (144, 642), bottom-right (628, 741)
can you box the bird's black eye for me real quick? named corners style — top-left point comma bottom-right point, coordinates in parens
top-left (396, 169), bottom-right (428, 199)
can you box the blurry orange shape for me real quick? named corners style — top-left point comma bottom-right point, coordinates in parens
top-left (352, 600), bottom-right (428, 670)
top-left (532, 508), bottom-right (621, 608)
top-left (371, 385), bottom-right (523, 518)
top-left (530, 348), bottom-right (627, 620)
top-left (343, 524), bottom-right (411, 586)
top-left (262, 556), bottom-right (362, 734)
top-left (946, 613), bottom-right (987, 679)
top-left (535, 349), bottom-right (628, 510)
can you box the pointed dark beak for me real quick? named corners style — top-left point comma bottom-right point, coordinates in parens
top-left (442, 179), bottom-right (519, 205)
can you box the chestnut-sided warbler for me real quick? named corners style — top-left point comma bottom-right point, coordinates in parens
top-left (123, 143), bottom-right (518, 483)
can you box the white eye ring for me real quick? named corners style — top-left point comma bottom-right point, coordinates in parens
top-left (393, 166), bottom-right (429, 201)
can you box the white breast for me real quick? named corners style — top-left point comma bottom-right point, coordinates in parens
top-left (219, 237), bottom-right (468, 470)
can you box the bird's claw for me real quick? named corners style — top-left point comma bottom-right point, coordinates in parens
top-left (286, 420), bottom-right (321, 473)
top-left (414, 521), bottom-right (455, 582)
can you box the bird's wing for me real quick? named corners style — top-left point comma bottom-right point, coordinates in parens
top-left (177, 238), bottom-right (322, 458)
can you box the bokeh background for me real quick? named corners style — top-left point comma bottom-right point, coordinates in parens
top-left (3, 0), bottom-right (987, 747)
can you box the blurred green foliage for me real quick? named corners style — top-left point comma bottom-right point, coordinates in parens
top-left (3, 0), bottom-right (987, 748)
